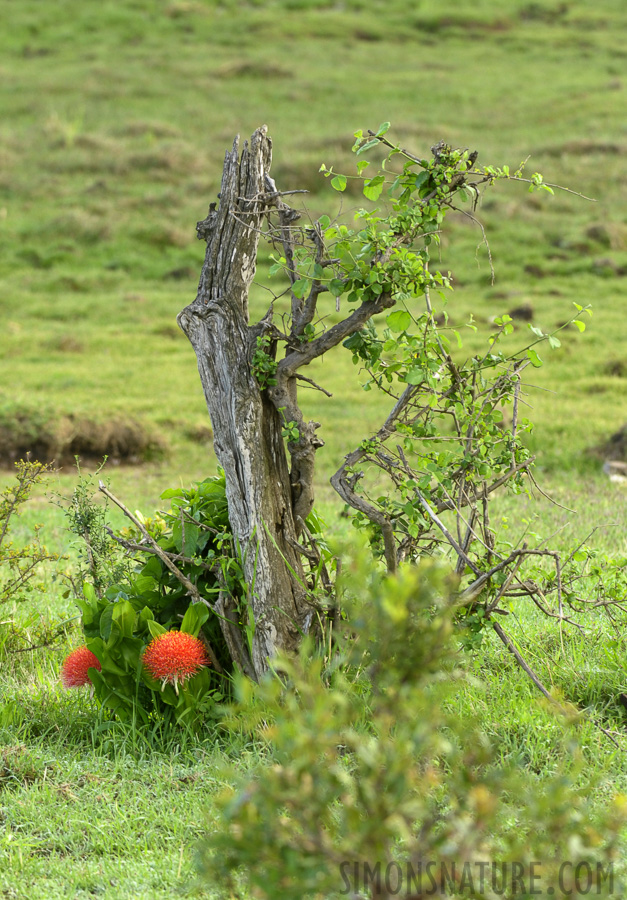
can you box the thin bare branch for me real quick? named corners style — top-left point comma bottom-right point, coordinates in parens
top-left (98, 482), bottom-right (223, 673)
top-left (105, 527), bottom-right (218, 574)
top-left (493, 622), bottom-right (621, 749)
top-left (527, 468), bottom-right (576, 514)
top-left (295, 373), bottom-right (333, 397)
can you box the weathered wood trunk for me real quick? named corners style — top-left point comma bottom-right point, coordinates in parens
top-left (177, 127), bottom-right (309, 679)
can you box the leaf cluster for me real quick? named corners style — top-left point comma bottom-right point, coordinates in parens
top-left (264, 127), bottom-right (587, 584)
top-left (77, 582), bottom-right (217, 728)
top-left (303, 129), bottom-right (601, 656)
top-left (251, 333), bottom-right (278, 390)
top-left (68, 472), bottom-right (240, 728)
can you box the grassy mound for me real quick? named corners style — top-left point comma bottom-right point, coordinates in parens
top-left (0, 400), bottom-right (166, 467)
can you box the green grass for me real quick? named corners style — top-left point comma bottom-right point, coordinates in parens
top-left (0, 0), bottom-right (625, 477)
top-left (1, 0), bottom-right (627, 895)
top-left (0, 678), bottom-right (236, 899)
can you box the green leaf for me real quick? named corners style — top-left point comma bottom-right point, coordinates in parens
top-left (117, 636), bottom-right (145, 669)
top-left (112, 599), bottom-right (136, 639)
top-left (160, 488), bottom-right (183, 500)
top-left (147, 620), bottom-right (168, 639)
top-left (83, 582), bottom-right (97, 604)
top-left (291, 279), bottom-right (308, 299)
top-left (99, 604), bottom-right (114, 643)
top-left (318, 215), bottom-right (330, 229)
top-left (141, 555), bottom-right (162, 578)
top-left (90, 652), bottom-right (127, 679)
top-left (375, 122), bottom-right (391, 137)
top-left (131, 575), bottom-right (157, 595)
top-left (528, 325), bottom-right (544, 338)
top-left (75, 598), bottom-right (96, 626)
top-left (356, 139), bottom-right (379, 156)
top-left (173, 520), bottom-right (199, 556)
top-left (180, 602), bottom-right (210, 637)
top-left (405, 368), bottom-right (424, 385)
top-left (363, 175), bottom-right (385, 201)
top-left (304, 507), bottom-right (326, 535)
top-left (386, 310), bottom-right (411, 333)
top-left (329, 279), bottom-right (345, 297)
top-left (548, 335), bottom-right (561, 349)
top-left (526, 348), bottom-right (543, 368)
top-left (331, 175), bottom-right (347, 192)
top-left (573, 320), bottom-right (586, 332)
top-left (414, 171), bottom-right (430, 189)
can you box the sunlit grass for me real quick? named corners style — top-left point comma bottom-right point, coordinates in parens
top-left (0, 0), bottom-right (626, 895)
top-left (1, 0), bottom-right (624, 483)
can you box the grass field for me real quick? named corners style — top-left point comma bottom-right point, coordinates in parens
top-left (0, 0), bottom-right (626, 896)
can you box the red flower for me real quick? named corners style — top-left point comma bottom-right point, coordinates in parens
top-left (142, 631), bottom-right (209, 693)
top-left (61, 646), bottom-right (102, 689)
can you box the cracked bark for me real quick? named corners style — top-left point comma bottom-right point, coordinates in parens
top-left (178, 127), bottom-right (397, 676)
top-left (177, 127), bottom-right (309, 678)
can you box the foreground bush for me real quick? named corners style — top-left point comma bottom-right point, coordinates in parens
top-left (200, 548), bottom-right (626, 899)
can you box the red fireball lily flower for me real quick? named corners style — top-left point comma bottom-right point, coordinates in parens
top-left (61, 646), bottom-right (102, 689)
top-left (142, 631), bottom-right (209, 694)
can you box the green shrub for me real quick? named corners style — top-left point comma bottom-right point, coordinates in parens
top-left (0, 459), bottom-right (57, 609)
top-left (64, 467), bottom-right (335, 729)
top-left (199, 546), bottom-right (626, 899)
top-left (67, 472), bottom-right (237, 728)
